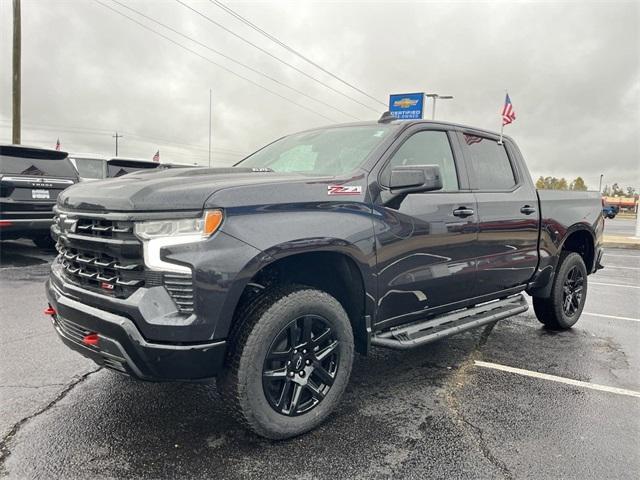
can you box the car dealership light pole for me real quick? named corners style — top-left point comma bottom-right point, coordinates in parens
top-left (425, 93), bottom-right (454, 120)
top-left (12, 0), bottom-right (21, 144)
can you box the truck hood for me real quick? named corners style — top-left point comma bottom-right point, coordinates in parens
top-left (57, 167), bottom-right (316, 212)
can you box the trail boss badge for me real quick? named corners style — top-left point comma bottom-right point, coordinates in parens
top-left (327, 185), bottom-right (362, 195)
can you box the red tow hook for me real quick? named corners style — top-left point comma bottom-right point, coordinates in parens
top-left (82, 333), bottom-right (100, 347)
top-left (44, 306), bottom-right (56, 316)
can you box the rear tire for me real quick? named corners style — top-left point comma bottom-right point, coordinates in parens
top-left (218, 285), bottom-right (354, 439)
top-left (33, 234), bottom-right (56, 250)
top-left (533, 252), bottom-right (588, 330)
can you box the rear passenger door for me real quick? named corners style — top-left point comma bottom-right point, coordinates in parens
top-left (458, 132), bottom-right (539, 296)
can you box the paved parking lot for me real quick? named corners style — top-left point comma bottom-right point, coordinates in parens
top-left (603, 216), bottom-right (636, 236)
top-left (1, 230), bottom-right (639, 479)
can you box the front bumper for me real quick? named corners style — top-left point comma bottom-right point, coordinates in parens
top-left (46, 278), bottom-right (227, 381)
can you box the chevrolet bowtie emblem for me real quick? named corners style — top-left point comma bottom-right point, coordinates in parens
top-left (393, 98), bottom-right (419, 109)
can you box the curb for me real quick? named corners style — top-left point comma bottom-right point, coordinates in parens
top-left (603, 241), bottom-right (640, 251)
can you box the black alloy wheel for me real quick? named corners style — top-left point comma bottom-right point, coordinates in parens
top-left (218, 285), bottom-right (354, 439)
top-left (532, 251), bottom-right (588, 330)
top-left (562, 265), bottom-right (584, 317)
top-left (262, 315), bottom-right (339, 416)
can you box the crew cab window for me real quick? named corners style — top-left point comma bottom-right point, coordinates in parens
top-left (463, 134), bottom-right (517, 190)
top-left (382, 131), bottom-right (458, 190)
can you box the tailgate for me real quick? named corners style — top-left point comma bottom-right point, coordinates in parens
top-left (0, 176), bottom-right (75, 220)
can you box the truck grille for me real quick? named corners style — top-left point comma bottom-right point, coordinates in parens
top-left (53, 211), bottom-right (194, 313)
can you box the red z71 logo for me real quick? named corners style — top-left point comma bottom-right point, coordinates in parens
top-left (327, 185), bottom-right (362, 196)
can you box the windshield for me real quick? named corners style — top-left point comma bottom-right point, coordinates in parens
top-left (238, 125), bottom-right (397, 176)
top-left (72, 158), bottom-right (105, 179)
top-left (0, 155), bottom-right (77, 178)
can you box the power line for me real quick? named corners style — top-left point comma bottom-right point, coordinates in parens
top-left (210, 0), bottom-right (387, 109)
top-left (92, 0), bottom-right (339, 123)
top-left (174, 0), bottom-right (380, 114)
top-left (0, 122), bottom-right (246, 155)
top-left (109, 0), bottom-right (360, 121)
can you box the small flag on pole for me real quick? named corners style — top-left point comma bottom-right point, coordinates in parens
top-left (152, 150), bottom-right (160, 163)
top-left (499, 92), bottom-right (516, 144)
top-left (55, 138), bottom-right (61, 151)
top-left (501, 93), bottom-right (516, 126)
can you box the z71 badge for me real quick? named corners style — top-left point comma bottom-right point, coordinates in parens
top-left (327, 185), bottom-right (362, 196)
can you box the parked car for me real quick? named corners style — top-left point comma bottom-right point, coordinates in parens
top-left (67, 153), bottom-right (107, 181)
top-left (602, 203), bottom-right (618, 219)
top-left (46, 118), bottom-right (603, 439)
top-left (0, 144), bottom-right (78, 248)
top-left (68, 155), bottom-right (163, 181)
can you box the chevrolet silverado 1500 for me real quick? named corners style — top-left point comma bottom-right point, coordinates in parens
top-left (46, 117), bottom-right (603, 438)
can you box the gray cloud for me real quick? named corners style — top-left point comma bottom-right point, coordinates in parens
top-left (1, 0), bottom-right (638, 190)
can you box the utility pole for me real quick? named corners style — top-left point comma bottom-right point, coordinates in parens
top-left (12, 0), bottom-right (21, 144)
top-left (599, 174), bottom-right (604, 193)
top-left (208, 89), bottom-right (212, 168)
top-left (425, 93), bottom-right (454, 120)
top-left (112, 132), bottom-right (123, 156)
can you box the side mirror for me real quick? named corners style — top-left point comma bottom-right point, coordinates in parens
top-left (389, 165), bottom-right (443, 194)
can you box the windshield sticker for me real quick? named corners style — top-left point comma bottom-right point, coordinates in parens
top-left (328, 185), bottom-right (362, 195)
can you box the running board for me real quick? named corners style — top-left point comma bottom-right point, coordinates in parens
top-left (370, 295), bottom-right (529, 350)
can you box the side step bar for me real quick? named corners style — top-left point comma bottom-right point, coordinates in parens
top-left (370, 294), bottom-right (529, 350)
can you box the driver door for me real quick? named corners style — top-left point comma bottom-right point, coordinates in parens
top-left (373, 127), bottom-right (479, 330)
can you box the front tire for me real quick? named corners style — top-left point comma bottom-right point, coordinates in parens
top-left (218, 285), bottom-right (354, 439)
top-left (533, 252), bottom-right (588, 330)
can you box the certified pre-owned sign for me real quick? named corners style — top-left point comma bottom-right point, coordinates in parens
top-left (389, 92), bottom-right (424, 120)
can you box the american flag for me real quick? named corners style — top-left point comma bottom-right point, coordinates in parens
top-left (55, 138), bottom-right (61, 151)
top-left (464, 134), bottom-right (483, 145)
top-left (152, 150), bottom-right (160, 163)
top-left (502, 93), bottom-right (516, 126)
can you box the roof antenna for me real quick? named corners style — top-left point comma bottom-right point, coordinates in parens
top-left (378, 111), bottom-right (396, 123)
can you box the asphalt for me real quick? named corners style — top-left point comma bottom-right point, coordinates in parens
top-left (1, 231), bottom-right (639, 479)
top-left (603, 216), bottom-right (637, 237)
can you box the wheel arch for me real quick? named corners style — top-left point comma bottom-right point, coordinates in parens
top-left (559, 225), bottom-right (596, 273)
top-left (529, 224), bottom-right (596, 298)
top-left (222, 245), bottom-right (374, 355)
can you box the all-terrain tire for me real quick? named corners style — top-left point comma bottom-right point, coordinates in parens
top-left (217, 285), bottom-right (354, 439)
top-left (533, 251), bottom-right (588, 330)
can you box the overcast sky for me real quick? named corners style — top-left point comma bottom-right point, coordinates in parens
top-left (1, 0), bottom-right (638, 190)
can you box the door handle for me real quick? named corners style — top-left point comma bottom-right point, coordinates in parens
top-left (453, 207), bottom-right (475, 218)
top-left (520, 205), bottom-right (536, 215)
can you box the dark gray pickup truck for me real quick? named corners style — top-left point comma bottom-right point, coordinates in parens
top-left (46, 117), bottom-right (603, 438)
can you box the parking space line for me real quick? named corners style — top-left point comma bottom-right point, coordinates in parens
top-left (590, 282), bottom-right (640, 289)
top-left (603, 265), bottom-right (640, 270)
top-left (582, 312), bottom-right (640, 323)
top-left (604, 254), bottom-right (640, 258)
top-left (474, 360), bottom-right (640, 398)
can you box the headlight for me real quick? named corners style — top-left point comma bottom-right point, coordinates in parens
top-left (135, 210), bottom-right (223, 240)
top-left (134, 210), bottom-right (223, 274)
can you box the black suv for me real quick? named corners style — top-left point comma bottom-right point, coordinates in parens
top-left (1, 145), bottom-right (78, 248)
